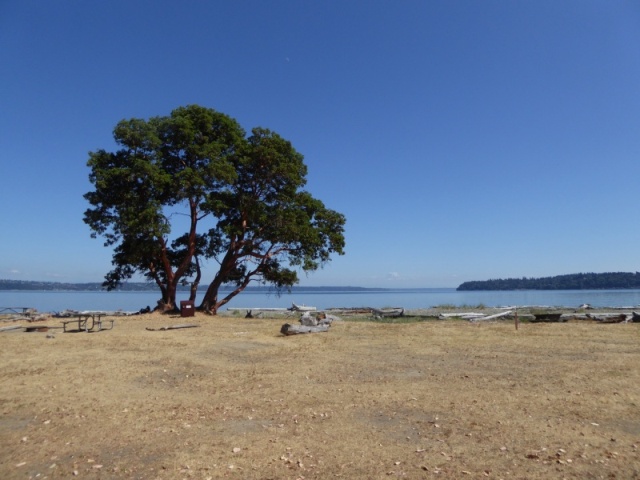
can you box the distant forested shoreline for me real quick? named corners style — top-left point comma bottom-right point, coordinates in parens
top-left (0, 279), bottom-right (384, 293)
top-left (457, 272), bottom-right (640, 291)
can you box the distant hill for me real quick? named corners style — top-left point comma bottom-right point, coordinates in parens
top-left (0, 279), bottom-right (385, 292)
top-left (457, 272), bottom-right (640, 291)
top-left (0, 279), bottom-right (156, 291)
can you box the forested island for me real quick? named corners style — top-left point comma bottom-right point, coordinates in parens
top-left (457, 272), bottom-right (640, 291)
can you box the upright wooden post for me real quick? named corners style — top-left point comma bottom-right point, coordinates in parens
top-left (515, 307), bottom-right (519, 330)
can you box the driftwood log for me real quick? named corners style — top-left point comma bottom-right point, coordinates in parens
top-left (281, 311), bottom-right (341, 335)
top-left (0, 325), bottom-right (24, 332)
top-left (372, 307), bottom-right (404, 318)
top-left (470, 310), bottom-right (513, 322)
top-left (531, 313), bottom-right (565, 323)
top-left (146, 323), bottom-right (200, 331)
top-left (280, 323), bottom-right (329, 335)
top-left (24, 326), bottom-right (51, 332)
top-left (299, 311), bottom-right (339, 326)
top-left (588, 313), bottom-right (630, 323)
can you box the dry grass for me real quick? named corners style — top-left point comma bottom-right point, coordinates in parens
top-left (1, 312), bottom-right (639, 479)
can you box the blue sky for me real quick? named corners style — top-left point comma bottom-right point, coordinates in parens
top-left (1, 1), bottom-right (639, 288)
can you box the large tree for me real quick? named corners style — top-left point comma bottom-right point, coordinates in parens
top-left (84, 105), bottom-right (244, 310)
top-left (84, 105), bottom-right (346, 314)
top-left (199, 127), bottom-right (346, 313)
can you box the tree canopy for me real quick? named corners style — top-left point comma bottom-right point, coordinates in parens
top-left (84, 105), bottom-right (346, 313)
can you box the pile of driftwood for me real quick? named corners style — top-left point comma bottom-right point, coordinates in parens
top-left (325, 307), bottom-right (404, 318)
top-left (586, 312), bottom-right (640, 323)
top-left (0, 307), bottom-right (49, 323)
top-left (439, 310), bottom-right (513, 322)
top-left (280, 311), bottom-right (341, 335)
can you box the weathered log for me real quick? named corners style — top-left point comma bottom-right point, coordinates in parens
top-left (280, 323), bottom-right (329, 335)
top-left (439, 312), bottom-right (486, 320)
top-left (326, 307), bottom-right (374, 315)
top-left (322, 314), bottom-right (341, 324)
top-left (0, 325), bottom-right (24, 332)
top-left (470, 310), bottom-right (513, 322)
top-left (300, 312), bottom-right (318, 326)
top-left (24, 326), bottom-right (50, 332)
top-left (372, 307), bottom-right (404, 318)
top-left (299, 312), bottom-right (340, 326)
top-left (588, 313), bottom-right (629, 323)
top-left (531, 313), bottom-right (564, 323)
top-left (146, 323), bottom-right (200, 331)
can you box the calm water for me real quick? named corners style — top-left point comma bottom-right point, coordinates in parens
top-left (1, 288), bottom-right (640, 313)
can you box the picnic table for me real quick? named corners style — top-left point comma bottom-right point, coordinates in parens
top-left (61, 311), bottom-right (114, 332)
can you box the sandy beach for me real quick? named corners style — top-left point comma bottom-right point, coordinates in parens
top-left (1, 310), bottom-right (639, 479)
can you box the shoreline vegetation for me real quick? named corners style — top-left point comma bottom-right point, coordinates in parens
top-left (457, 272), bottom-right (640, 291)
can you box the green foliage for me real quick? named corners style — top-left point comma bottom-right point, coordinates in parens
top-left (84, 105), bottom-right (346, 313)
top-left (198, 127), bottom-right (345, 313)
top-left (457, 272), bottom-right (640, 291)
top-left (84, 105), bottom-right (245, 309)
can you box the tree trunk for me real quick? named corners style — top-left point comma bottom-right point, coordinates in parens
top-left (189, 256), bottom-right (202, 303)
top-left (199, 276), bottom-right (222, 314)
top-left (174, 198), bottom-right (200, 304)
top-left (199, 275), bottom-right (252, 315)
top-left (199, 245), bottom-right (242, 314)
top-left (198, 234), bottom-right (265, 314)
top-left (157, 282), bottom-right (178, 312)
